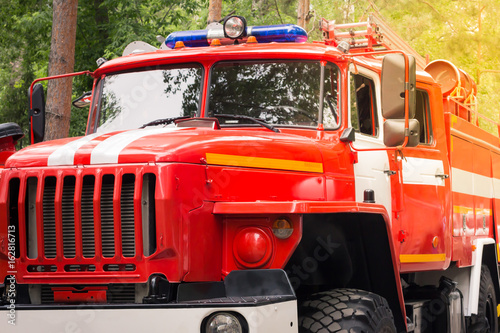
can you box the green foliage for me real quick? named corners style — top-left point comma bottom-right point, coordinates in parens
top-left (310, 0), bottom-right (500, 134)
top-left (1, 0), bottom-right (499, 141)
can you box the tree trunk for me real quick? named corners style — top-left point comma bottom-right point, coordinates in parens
top-left (297, 0), bottom-right (310, 28)
top-left (207, 0), bottom-right (222, 25)
top-left (45, 0), bottom-right (78, 141)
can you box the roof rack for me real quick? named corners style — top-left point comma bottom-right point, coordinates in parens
top-left (320, 13), bottom-right (426, 70)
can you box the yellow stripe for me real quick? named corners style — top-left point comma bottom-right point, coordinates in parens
top-left (453, 205), bottom-right (473, 215)
top-left (400, 253), bottom-right (446, 263)
top-left (497, 244), bottom-right (500, 263)
top-left (475, 208), bottom-right (492, 216)
top-left (206, 153), bottom-right (324, 173)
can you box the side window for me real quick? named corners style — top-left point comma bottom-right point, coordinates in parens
top-left (415, 89), bottom-right (433, 144)
top-left (350, 74), bottom-right (378, 136)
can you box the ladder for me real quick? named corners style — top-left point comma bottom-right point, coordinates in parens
top-left (319, 13), bottom-right (426, 70)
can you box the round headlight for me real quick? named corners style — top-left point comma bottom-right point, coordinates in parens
top-left (206, 312), bottom-right (243, 333)
top-left (223, 16), bottom-right (247, 39)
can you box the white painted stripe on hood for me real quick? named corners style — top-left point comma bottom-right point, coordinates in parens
top-left (90, 127), bottom-right (181, 165)
top-left (47, 133), bottom-right (101, 166)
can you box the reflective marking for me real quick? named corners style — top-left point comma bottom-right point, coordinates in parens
top-left (91, 128), bottom-right (181, 165)
top-left (205, 153), bottom-right (323, 173)
top-left (452, 167), bottom-right (495, 199)
top-left (400, 253), bottom-right (446, 263)
top-left (47, 133), bottom-right (100, 166)
top-left (453, 206), bottom-right (474, 215)
top-left (402, 157), bottom-right (445, 186)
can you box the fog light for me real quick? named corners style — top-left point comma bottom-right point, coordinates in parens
top-left (272, 217), bottom-right (293, 239)
top-left (206, 312), bottom-right (243, 333)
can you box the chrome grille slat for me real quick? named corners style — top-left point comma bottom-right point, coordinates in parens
top-left (42, 178), bottom-right (57, 258)
top-left (62, 177), bottom-right (76, 258)
top-left (81, 176), bottom-right (95, 258)
top-left (121, 176), bottom-right (135, 258)
top-left (100, 175), bottom-right (115, 258)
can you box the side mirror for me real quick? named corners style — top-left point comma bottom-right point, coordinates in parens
top-left (72, 91), bottom-right (92, 108)
top-left (381, 54), bottom-right (419, 147)
top-left (29, 83), bottom-right (45, 143)
top-left (384, 119), bottom-right (420, 147)
top-left (381, 54), bottom-right (416, 119)
top-left (340, 127), bottom-right (355, 143)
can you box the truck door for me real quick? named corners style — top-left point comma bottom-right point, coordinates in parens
top-left (350, 67), bottom-right (392, 219)
top-left (398, 85), bottom-right (451, 272)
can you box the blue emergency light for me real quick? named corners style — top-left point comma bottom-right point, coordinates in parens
top-left (164, 16), bottom-right (308, 49)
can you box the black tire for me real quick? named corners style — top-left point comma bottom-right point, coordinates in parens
top-left (298, 288), bottom-right (396, 333)
top-left (467, 265), bottom-right (498, 333)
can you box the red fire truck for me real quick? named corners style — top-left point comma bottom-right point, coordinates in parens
top-left (1, 15), bottom-right (499, 332)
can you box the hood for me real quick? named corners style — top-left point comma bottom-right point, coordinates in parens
top-left (6, 127), bottom-right (324, 173)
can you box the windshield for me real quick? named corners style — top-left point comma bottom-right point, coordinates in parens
top-left (208, 60), bottom-right (340, 128)
top-left (95, 64), bottom-right (202, 133)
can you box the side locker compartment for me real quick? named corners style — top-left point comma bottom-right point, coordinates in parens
top-left (450, 135), bottom-right (475, 266)
top-left (473, 146), bottom-right (492, 237)
top-left (492, 152), bottom-right (500, 261)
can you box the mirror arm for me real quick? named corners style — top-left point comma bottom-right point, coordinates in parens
top-left (29, 70), bottom-right (94, 109)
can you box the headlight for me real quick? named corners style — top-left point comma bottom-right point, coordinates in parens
top-left (205, 312), bottom-right (243, 333)
top-left (223, 16), bottom-right (247, 39)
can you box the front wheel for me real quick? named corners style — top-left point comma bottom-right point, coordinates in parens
top-left (298, 288), bottom-right (396, 333)
top-left (467, 265), bottom-right (498, 333)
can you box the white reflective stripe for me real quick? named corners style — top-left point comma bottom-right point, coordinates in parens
top-left (47, 133), bottom-right (100, 166)
top-left (402, 157), bottom-right (445, 186)
top-left (451, 167), bottom-right (473, 196)
top-left (494, 178), bottom-right (500, 200)
top-left (90, 127), bottom-right (181, 164)
top-left (474, 172), bottom-right (493, 198)
top-left (452, 167), bottom-right (496, 199)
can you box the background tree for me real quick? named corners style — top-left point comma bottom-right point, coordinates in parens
top-left (45, 0), bottom-right (79, 140)
top-left (208, 0), bottom-right (222, 24)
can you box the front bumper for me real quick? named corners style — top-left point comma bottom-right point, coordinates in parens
top-left (1, 269), bottom-right (298, 332)
top-left (1, 298), bottom-right (297, 332)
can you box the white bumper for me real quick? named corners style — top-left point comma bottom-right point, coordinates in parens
top-left (2, 300), bottom-right (298, 333)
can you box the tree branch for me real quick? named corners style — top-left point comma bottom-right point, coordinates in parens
top-left (274, 0), bottom-right (283, 24)
top-left (417, 0), bottom-right (457, 34)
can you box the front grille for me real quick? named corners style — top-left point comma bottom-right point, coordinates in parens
top-left (7, 170), bottom-right (157, 266)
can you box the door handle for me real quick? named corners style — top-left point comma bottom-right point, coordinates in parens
top-left (435, 173), bottom-right (449, 179)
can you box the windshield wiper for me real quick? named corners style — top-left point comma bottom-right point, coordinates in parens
top-left (140, 116), bottom-right (190, 129)
top-left (214, 114), bottom-right (280, 133)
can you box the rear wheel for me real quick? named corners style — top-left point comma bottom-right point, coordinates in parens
top-left (298, 288), bottom-right (396, 333)
top-left (467, 265), bottom-right (498, 333)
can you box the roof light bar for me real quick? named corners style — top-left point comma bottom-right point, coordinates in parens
top-left (165, 19), bottom-right (307, 49)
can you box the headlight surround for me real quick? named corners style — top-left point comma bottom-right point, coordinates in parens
top-left (205, 312), bottom-right (243, 333)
